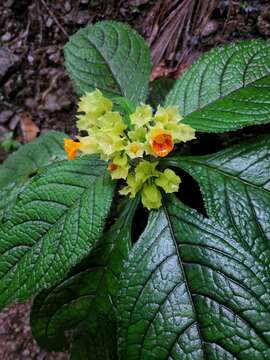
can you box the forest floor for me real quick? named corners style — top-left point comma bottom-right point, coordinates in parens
top-left (0, 0), bottom-right (269, 358)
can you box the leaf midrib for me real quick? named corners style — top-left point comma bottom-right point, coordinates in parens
top-left (73, 28), bottom-right (123, 96)
top-left (163, 204), bottom-right (207, 358)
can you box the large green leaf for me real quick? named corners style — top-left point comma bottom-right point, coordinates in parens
top-left (0, 131), bottom-right (66, 189)
top-left (118, 136), bottom-right (270, 359)
top-left (165, 135), bottom-right (270, 235)
top-left (0, 156), bottom-right (114, 309)
top-left (30, 197), bottom-right (139, 355)
top-left (165, 40), bottom-right (270, 132)
top-left (64, 21), bottom-right (151, 104)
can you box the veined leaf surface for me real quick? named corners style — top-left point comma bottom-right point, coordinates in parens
top-left (30, 198), bottom-right (139, 356)
top-left (0, 157), bottom-right (114, 309)
top-left (0, 131), bottom-right (66, 189)
top-left (118, 136), bottom-right (270, 359)
top-left (165, 40), bottom-right (270, 132)
top-left (64, 21), bottom-right (151, 104)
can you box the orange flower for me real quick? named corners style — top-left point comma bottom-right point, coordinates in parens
top-left (108, 163), bottom-right (118, 172)
top-left (64, 138), bottom-right (80, 160)
top-left (149, 129), bottom-right (174, 157)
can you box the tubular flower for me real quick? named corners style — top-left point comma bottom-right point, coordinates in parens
top-left (108, 154), bottom-right (129, 180)
top-left (64, 138), bottom-right (80, 160)
top-left (154, 105), bottom-right (182, 124)
top-left (96, 133), bottom-right (126, 158)
top-left (135, 160), bottom-right (159, 183)
top-left (76, 90), bottom-right (113, 131)
top-left (165, 123), bottom-right (196, 143)
top-left (155, 169), bottom-right (181, 193)
top-left (77, 135), bottom-right (99, 154)
top-left (141, 183), bottom-right (162, 210)
top-left (96, 111), bottom-right (127, 135)
top-left (128, 127), bottom-right (147, 142)
top-left (148, 129), bottom-right (174, 157)
top-left (77, 89), bottom-right (112, 117)
top-left (119, 173), bottom-right (142, 198)
top-left (130, 104), bottom-right (152, 127)
top-left (126, 142), bottom-right (144, 159)
top-left (64, 89), bottom-right (196, 209)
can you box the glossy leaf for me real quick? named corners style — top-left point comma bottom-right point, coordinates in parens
top-left (0, 131), bottom-right (66, 189)
top-left (0, 156), bottom-right (114, 309)
top-left (118, 136), bottom-right (270, 359)
top-left (30, 197), bottom-right (139, 353)
top-left (165, 135), bottom-right (270, 234)
top-left (64, 21), bottom-right (151, 104)
top-left (165, 40), bottom-right (270, 132)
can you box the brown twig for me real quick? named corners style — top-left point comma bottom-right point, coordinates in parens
top-left (141, 0), bottom-right (220, 67)
top-left (41, 71), bottom-right (62, 102)
top-left (39, 0), bottom-right (69, 39)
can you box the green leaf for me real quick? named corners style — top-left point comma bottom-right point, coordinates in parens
top-left (32, 265), bottom-right (116, 352)
top-left (30, 197), bottom-right (139, 353)
top-left (165, 40), bottom-right (270, 132)
top-left (113, 97), bottom-right (136, 129)
top-left (149, 78), bottom-right (174, 109)
top-left (0, 131), bottom-right (67, 220)
top-left (64, 21), bottom-right (151, 104)
top-left (118, 137), bottom-right (270, 359)
top-left (70, 319), bottom-right (118, 360)
top-left (118, 197), bottom-right (270, 359)
top-left (0, 131), bottom-right (67, 189)
top-left (0, 182), bottom-right (26, 220)
top-left (165, 135), bottom-right (270, 236)
top-left (0, 156), bottom-right (114, 309)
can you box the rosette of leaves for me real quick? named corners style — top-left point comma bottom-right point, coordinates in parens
top-left (0, 21), bottom-right (270, 359)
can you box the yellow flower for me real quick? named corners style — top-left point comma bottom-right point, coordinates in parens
top-left (135, 160), bottom-right (159, 183)
top-left (155, 169), bottom-right (181, 193)
top-left (154, 105), bottom-right (182, 124)
top-left (119, 173), bottom-right (142, 197)
top-left (126, 142), bottom-right (144, 159)
top-left (128, 127), bottom-right (147, 142)
top-left (76, 90), bottom-right (113, 132)
top-left (165, 123), bottom-right (196, 143)
top-left (78, 89), bottom-right (112, 116)
top-left (130, 104), bottom-right (152, 127)
top-left (76, 113), bottom-right (97, 131)
top-left (64, 89), bottom-right (197, 210)
top-left (77, 135), bottom-right (99, 155)
top-left (141, 183), bottom-right (162, 209)
top-left (96, 132), bottom-right (126, 157)
top-left (148, 128), bottom-right (174, 157)
top-left (64, 138), bottom-right (80, 160)
top-left (107, 153), bottom-right (129, 180)
top-left (119, 160), bottom-right (159, 198)
top-left (96, 111), bottom-right (127, 135)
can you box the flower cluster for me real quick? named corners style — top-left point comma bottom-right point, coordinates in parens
top-left (64, 90), bottom-right (196, 209)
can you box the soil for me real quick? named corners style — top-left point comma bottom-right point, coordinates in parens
top-left (0, 0), bottom-right (269, 358)
top-left (0, 300), bottom-right (68, 360)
